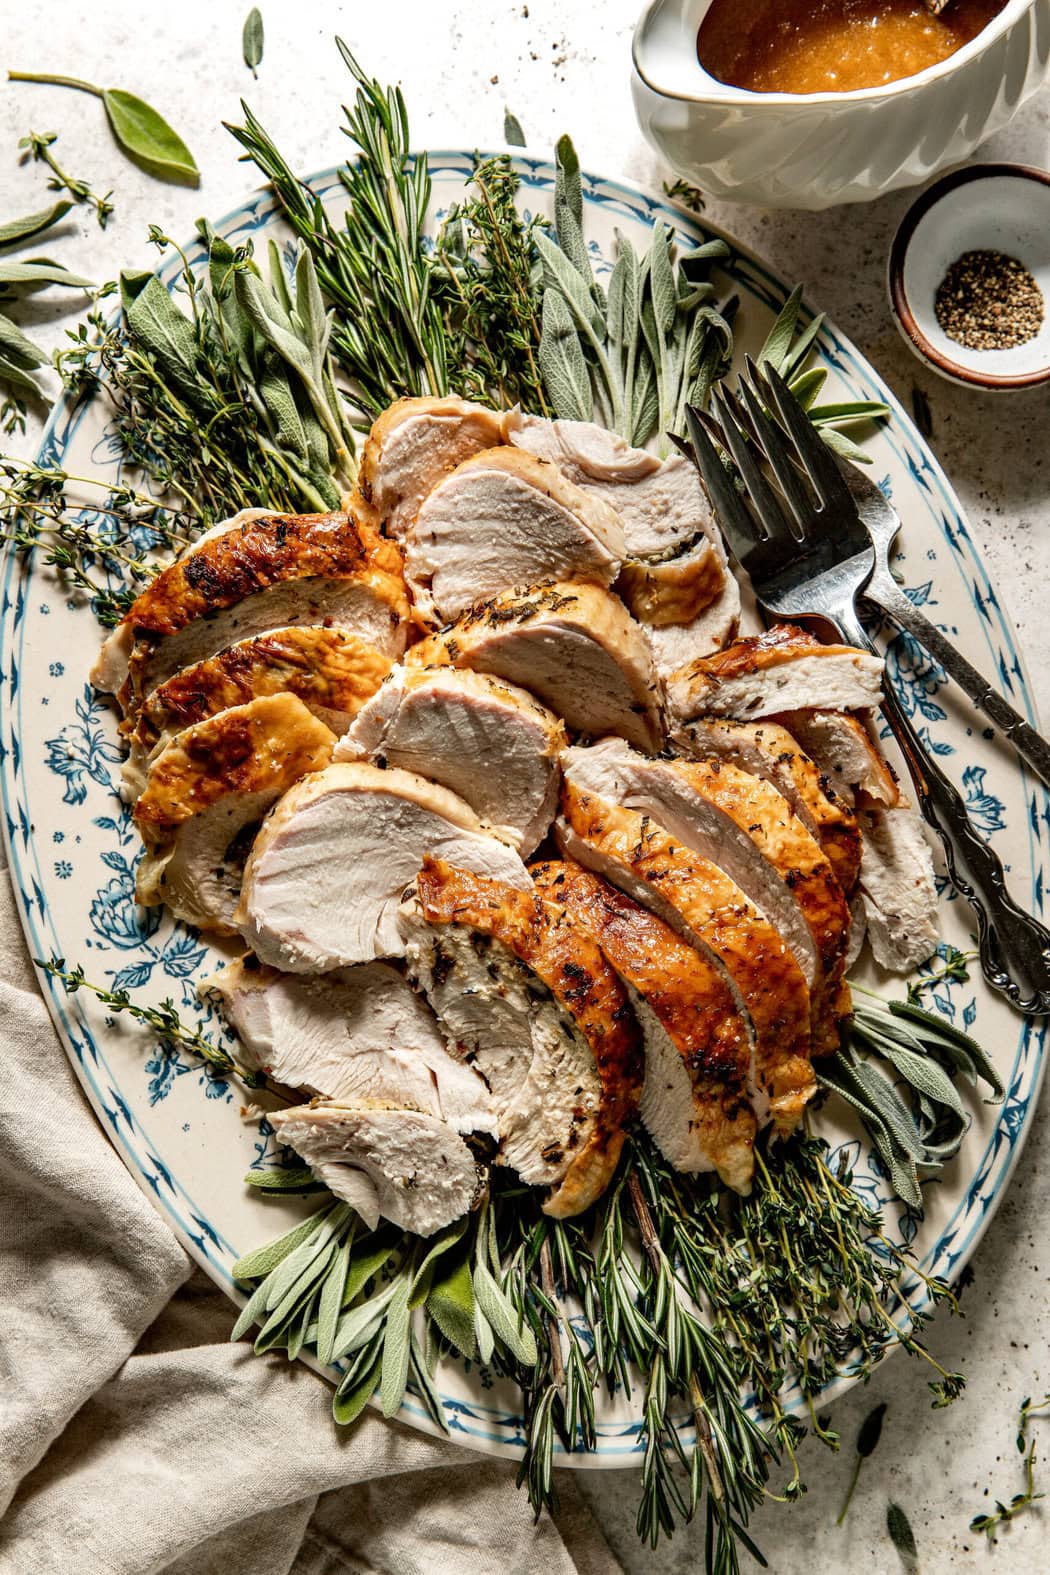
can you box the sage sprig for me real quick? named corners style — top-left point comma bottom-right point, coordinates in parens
top-left (243, 9), bottom-right (264, 77)
top-left (8, 71), bottom-right (199, 185)
top-left (818, 996), bottom-right (1003, 1209)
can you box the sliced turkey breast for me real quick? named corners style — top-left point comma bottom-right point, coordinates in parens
top-left (505, 409), bottom-right (739, 657)
top-left (334, 665), bottom-right (564, 855)
top-left (206, 957), bottom-right (495, 1136)
top-left (853, 803), bottom-right (940, 972)
top-left (403, 447), bottom-right (625, 628)
top-left (92, 511), bottom-right (409, 712)
top-left (644, 590), bottom-right (743, 680)
top-left (668, 623), bottom-right (884, 724)
top-left (269, 1103), bottom-right (486, 1236)
top-left (123, 626), bottom-right (392, 800)
top-left (556, 776), bottom-right (815, 1135)
top-left (402, 856), bottom-right (643, 1217)
top-left (673, 716), bottom-right (863, 896)
top-left (531, 861), bottom-right (755, 1192)
top-left (358, 395), bottom-right (507, 539)
top-left (777, 710), bottom-right (900, 806)
top-left (407, 582), bottom-right (664, 753)
top-left (563, 740), bottom-right (850, 1051)
top-left (237, 762), bottom-right (530, 972)
top-left (133, 693), bottom-right (335, 934)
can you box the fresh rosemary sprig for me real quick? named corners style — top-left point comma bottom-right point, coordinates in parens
top-left (227, 40), bottom-right (449, 419)
top-left (818, 994), bottom-right (1003, 1209)
top-left (435, 154), bottom-right (550, 414)
top-left (19, 130), bottom-right (115, 229)
top-left (971, 1393), bottom-right (1050, 1541)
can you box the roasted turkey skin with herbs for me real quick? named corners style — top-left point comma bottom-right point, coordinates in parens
top-left (133, 692), bottom-right (335, 935)
top-left (402, 856), bottom-right (643, 1217)
top-left (562, 740), bottom-right (851, 1054)
top-left (92, 509), bottom-right (409, 710)
top-left (357, 395), bottom-right (508, 539)
top-left (407, 581), bottom-right (665, 752)
top-left (206, 956), bottom-right (495, 1137)
top-left (269, 1103), bottom-right (487, 1237)
top-left (236, 762), bottom-right (530, 972)
top-left (557, 777), bottom-right (816, 1136)
top-left (124, 625), bottom-right (392, 800)
top-left (403, 447), bottom-right (625, 628)
top-left (531, 860), bottom-right (756, 1192)
top-left (667, 623), bottom-right (883, 724)
top-left (673, 715), bottom-right (863, 896)
top-left (335, 664), bottom-right (565, 854)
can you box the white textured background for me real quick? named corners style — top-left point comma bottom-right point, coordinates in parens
top-left (1, 3), bottom-right (1049, 1570)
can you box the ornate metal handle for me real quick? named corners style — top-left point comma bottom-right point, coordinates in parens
top-left (834, 600), bottom-right (1050, 1017)
top-left (865, 568), bottom-right (1050, 793)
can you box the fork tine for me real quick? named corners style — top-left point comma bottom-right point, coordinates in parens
top-left (710, 387), bottom-right (798, 549)
top-left (761, 363), bottom-right (856, 517)
top-left (683, 404), bottom-right (768, 574)
top-left (739, 358), bottom-right (815, 533)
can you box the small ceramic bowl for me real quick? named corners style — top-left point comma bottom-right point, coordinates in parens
top-left (631, 0), bottom-right (1050, 210)
top-left (888, 164), bottom-right (1050, 390)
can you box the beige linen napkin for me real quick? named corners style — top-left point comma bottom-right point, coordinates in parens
top-left (0, 852), bottom-right (620, 1575)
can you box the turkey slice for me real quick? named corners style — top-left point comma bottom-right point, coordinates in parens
top-left (124, 625), bottom-right (392, 800)
top-left (92, 510), bottom-right (408, 712)
top-left (133, 693), bottom-right (335, 934)
top-left (668, 623), bottom-right (883, 724)
top-left (358, 395), bottom-right (508, 539)
top-left (206, 957), bottom-right (495, 1136)
top-left (236, 762), bottom-right (530, 972)
top-left (776, 709), bottom-right (900, 806)
top-left (269, 1104), bottom-right (486, 1236)
top-left (531, 860), bottom-right (755, 1192)
top-left (335, 665), bottom-right (564, 855)
top-left (402, 856), bottom-right (643, 1217)
top-left (407, 581), bottom-right (664, 753)
top-left (556, 775), bottom-right (815, 1135)
top-left (673, 716), bottom-right (863, 896)
top-left (404, 447), bottom-right (624, 628)
top-left (563, 739), bottom-right (851, 1053)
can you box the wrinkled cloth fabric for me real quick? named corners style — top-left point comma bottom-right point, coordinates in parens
top-left (0, 854), bottom-right (620, 1575)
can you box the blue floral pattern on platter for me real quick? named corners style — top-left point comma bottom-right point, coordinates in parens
top-left (1, 154), bottom-right (1047, 1466)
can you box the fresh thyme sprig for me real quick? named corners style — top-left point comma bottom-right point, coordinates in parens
top-left (971, 1393), bottom-right (1050, 1540)
top-left (19, 130), bottom-right (115, 229)
top-left (435, 154), bottom-right (550, 414)
top-left (40, 957), bottom-right (249, 1079)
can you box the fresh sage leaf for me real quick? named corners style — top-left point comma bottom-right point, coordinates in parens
top-left (534, 230), bottom-right (604, 341)
top-left (330, 1277), bottom-right (399, 1362)
top-left (787, 366), bottom-right (827, 411)
top-left (758, 283), bottom-right (803, 372)
top-left (410, 1217), bottom-right (468, 1308)
top-left (103, 88), bottom-right (199, 184)
top-left (503, 109), bottom-right (526, 147)
top-left (539, 286), bottom-right (591, 422)
top-left (332, 1332), bottom-right (383, 1426)
top-left (122, 272), bottom-right (203, 403)
top-left (315, 1234), bottom-right (352, 1366)
top-left (408, 1331), bottom-right (450, 1434)
top-left (819, 425), bottom-right (874, 465)
top-left (426, 1253), bottom-right (477, 1360)
top-left (243, 8), bottom-right (265, 76)
top-left (473, 1262), bottom-right (538, 1366)
top-left (243, 1164), bottom-right (326, 1192)
top-left (887, 1502), bottom-right (918, 1562)
top-left (474, 1300), bottom-right (495, 1366)
top-left (0, 200), bottom-right (72, 249)
top-left (858, 1401), bottom-right (888, 1457)
top-left (553, 133), bottom-right (591, 291)
top-left (808, 399), bottom-right (891, 426)
top-left (0, 259), bottom-right (92, 289)
top-left (342, 1234), bottom-right (397, 1308)
top-left (233, 1207), bottom-right (325, 1282)
top-left (230, 1274), bottom-right (274, 1342)
top-left (380, 1269), bottom-right (414, 1417)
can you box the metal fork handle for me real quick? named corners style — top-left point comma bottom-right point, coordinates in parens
top-left (865, 568), bottom-right (1050, 792)
top-left (833, 599), bottom-right (1050, 1016)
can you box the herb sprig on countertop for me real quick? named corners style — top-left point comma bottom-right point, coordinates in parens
top-left (971, 1393), bottom-right (1050, 1540)
top-left (19, 130), bottom-right (114, 229)
top-left (8, 70), bottom-right (199, 185)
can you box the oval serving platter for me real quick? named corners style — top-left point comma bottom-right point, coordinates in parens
top-left (2, 153), bottom-right (1048, 1463)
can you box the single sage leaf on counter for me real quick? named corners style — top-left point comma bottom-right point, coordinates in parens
top-left (7, 72), bottom-right (199, 186)
top-left (0, 199), bottom-right (73, 249)
top-left (243, 8), bottom-right (264, 76)
top-left (0, 258), bottom-right (92, 289)
top-left (503, 108), bottom-right (525, 146)
top-left (887, 1502), bottom-right (918, 1564)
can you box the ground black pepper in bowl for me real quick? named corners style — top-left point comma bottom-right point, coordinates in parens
top-left (934, 250), bottom-right (1044, 352)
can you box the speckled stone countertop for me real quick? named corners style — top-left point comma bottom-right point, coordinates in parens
top-left (2, 3), bottom-right (1048, 1569)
